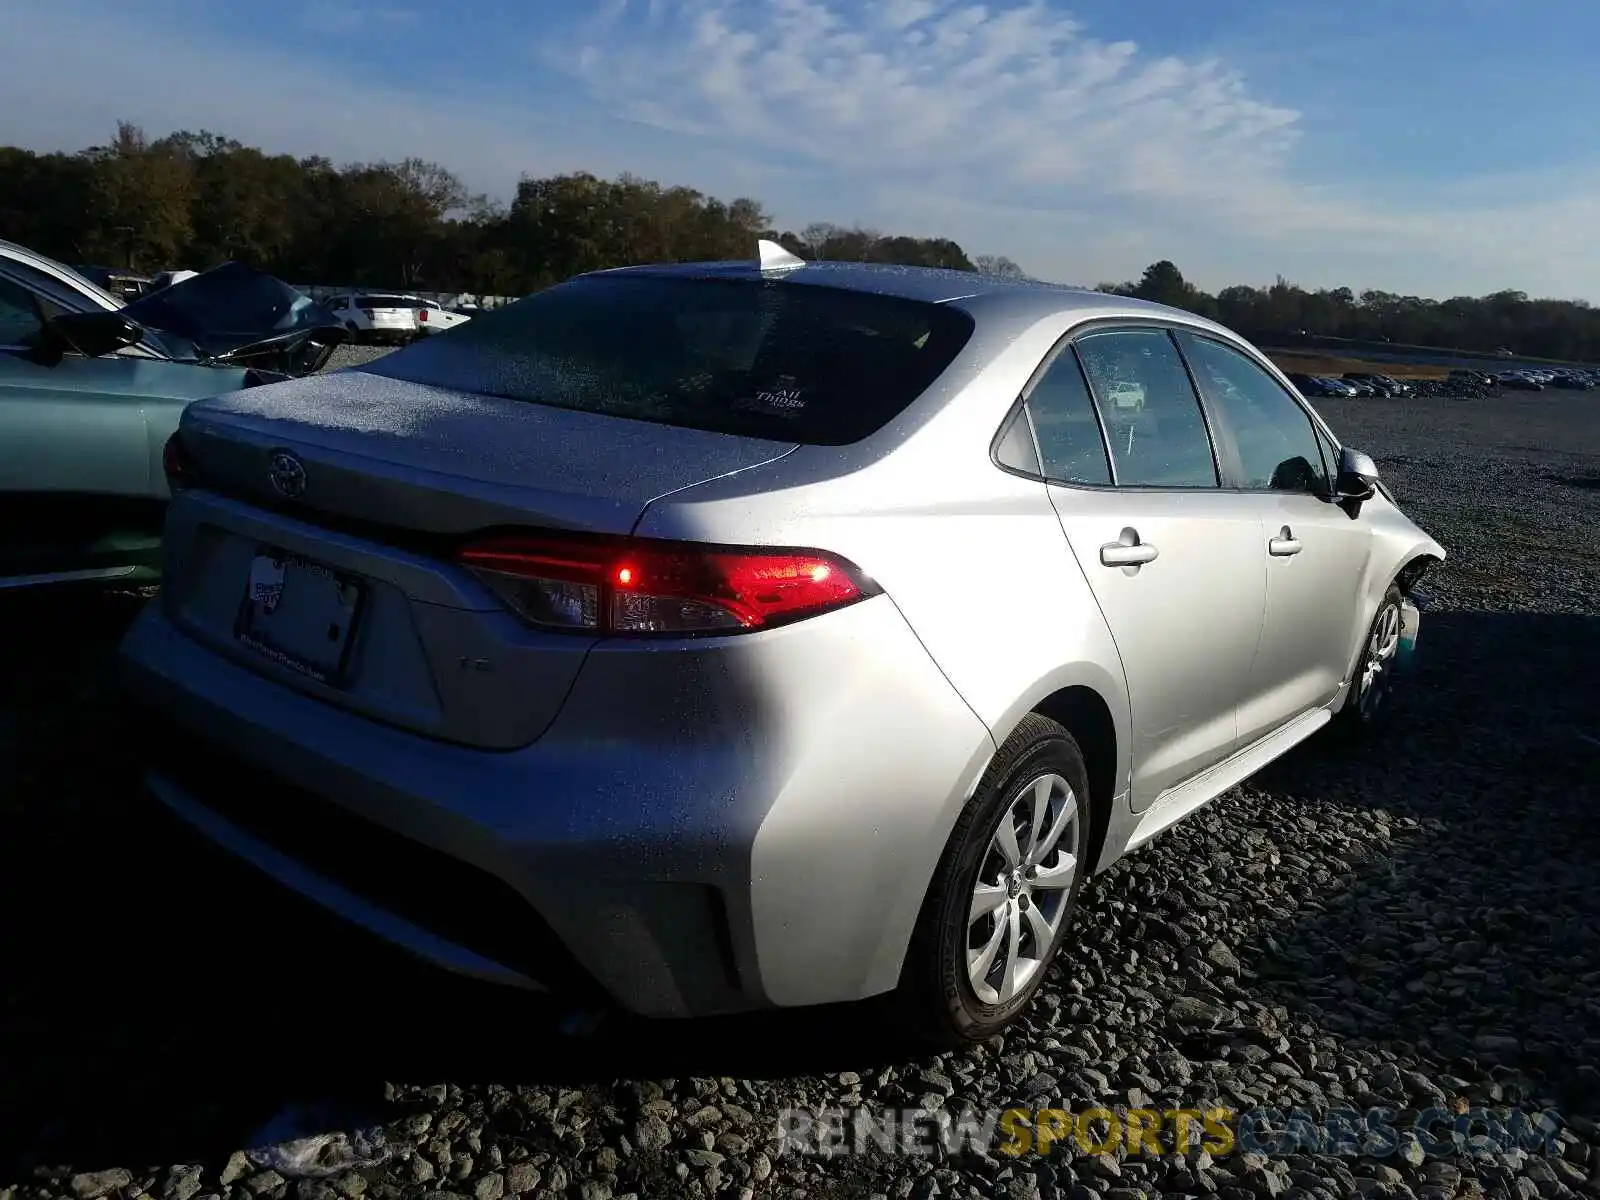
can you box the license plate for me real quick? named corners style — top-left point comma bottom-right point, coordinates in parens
top-left (235, 549), bottom-right (367, 685)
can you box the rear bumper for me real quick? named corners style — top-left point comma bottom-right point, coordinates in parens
top-left (118, 594), bottom-right (994, 1018)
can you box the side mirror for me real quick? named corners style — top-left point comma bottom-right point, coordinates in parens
top-left (39, 309), bottom-right (146, 362)
top-left (1333, 446), bottom-right (1379, 503)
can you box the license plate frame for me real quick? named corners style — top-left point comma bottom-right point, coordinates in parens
top-left (234, 547), bottom-right (368, 687)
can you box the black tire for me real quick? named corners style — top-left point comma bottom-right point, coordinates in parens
top-left (1337, 582), bottom-right (1405, 734)
top-left (890, 713), bottom-right (1094, 1048)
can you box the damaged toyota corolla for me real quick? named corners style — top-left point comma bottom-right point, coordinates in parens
top-left (119, 242), bottom-right (1445, 1046)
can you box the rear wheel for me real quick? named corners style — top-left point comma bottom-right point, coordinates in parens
top-left (891, 713), bottom-right (1093, 1047)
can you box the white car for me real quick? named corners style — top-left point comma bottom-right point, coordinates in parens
top-left (1106, 380), bottom-right (1145, 411)
top-left (323, 292), bottom-right (425, 346)
top-left (415, 305), bottom-right (472, 336)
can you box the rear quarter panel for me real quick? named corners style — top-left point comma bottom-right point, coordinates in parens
top-left (632, 308), bottom-right (1136, 866)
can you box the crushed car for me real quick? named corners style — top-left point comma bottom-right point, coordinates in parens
top-left (0, 240), bottom-right (345, 590)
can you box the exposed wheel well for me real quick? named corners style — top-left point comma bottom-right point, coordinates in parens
top-left (1395, 553), bottom-right (1442, 596)
top-left (1030, 686), bottom-right (1117, 875)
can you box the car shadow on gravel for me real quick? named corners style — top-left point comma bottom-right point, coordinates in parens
top-left (0, 591), bottom-right (919, 1179)
top-left (1245, 608), bottom-right (1600, 1117)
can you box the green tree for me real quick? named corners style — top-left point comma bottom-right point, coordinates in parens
top-left (80, 122), bottom-right (194, 270)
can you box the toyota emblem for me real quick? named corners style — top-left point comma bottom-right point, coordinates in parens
top-left (268, 451), bottom-right (307, 499)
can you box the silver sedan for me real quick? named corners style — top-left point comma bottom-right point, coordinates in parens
top-left (119, 243), bottom-right (1444, 1045)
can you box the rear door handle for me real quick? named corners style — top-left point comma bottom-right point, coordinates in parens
top-left (1100, 538), bottom-right (1159, 567)
top-left (1268, 526), bottom-right (1303, 557)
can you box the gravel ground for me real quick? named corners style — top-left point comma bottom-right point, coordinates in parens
top-left (323, 344), bottom-right (401, 371)
top-left (1, 392), bottom-right (1597, 1200)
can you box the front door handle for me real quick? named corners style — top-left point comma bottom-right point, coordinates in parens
top-left (1100, 531), bottom-right (1159, 567)
top-left (1268, 526), bottom-right (1303, 557)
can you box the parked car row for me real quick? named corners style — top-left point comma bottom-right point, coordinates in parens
top-left (1286, 363), bottom-right (1600, 400)
top-left (1284, 371), bottom-right (1412, 398)
top-left (1494, 366), bottom-right (1599, 391)
top-left (66, 271), bottom-right (478, 347)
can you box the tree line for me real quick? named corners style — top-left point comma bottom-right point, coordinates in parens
top-left (0, 122), bottom-right (1019, 297)
top-left (2, 123), bottom-right (1597, 361)
top-left (1100, 260), bottom-right (1600, 363)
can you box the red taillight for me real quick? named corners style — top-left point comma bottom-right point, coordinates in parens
top-left (162, 431), bottom-right (196, 489)
top-left (458, 532), bottom-right (876, 636)
top-left (418, 309), bottom-right (429, 322)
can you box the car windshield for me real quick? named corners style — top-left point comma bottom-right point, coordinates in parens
top-left (361, 274), bottom-right (976, 445)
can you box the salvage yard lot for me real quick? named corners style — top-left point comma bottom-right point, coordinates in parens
top-left (1, 388), bottom-right (1597, 1199)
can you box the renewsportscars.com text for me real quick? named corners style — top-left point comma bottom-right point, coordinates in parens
top-left (774, 1105), bottom-right (1565, 1161)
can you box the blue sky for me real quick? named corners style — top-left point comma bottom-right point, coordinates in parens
top-left (6, 0), bottom-right (1599, 299)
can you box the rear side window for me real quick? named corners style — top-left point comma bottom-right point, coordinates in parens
top-left (363, 274), bottom-right (975, 445)
top-left (1075, 328), bottom-right (1219, 488)
top-left (1022, 346), bottom-right (1111, 485)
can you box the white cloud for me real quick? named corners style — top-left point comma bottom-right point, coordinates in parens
top-left (558, 1), bottom-right (1302, 214)
top-left (554, 0), bottom-right (1600, 298)
top-left (6, 0), bottom-right (1600, 298)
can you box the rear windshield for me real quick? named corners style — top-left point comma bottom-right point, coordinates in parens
top-left (357, 295), bottom-right (420, 308)
top-left (360, 273), bottom-right (976, 445)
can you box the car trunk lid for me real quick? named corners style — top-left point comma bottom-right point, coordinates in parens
top-left (178, 368), bottom-right (800, 537)
top-left (162, 370), bottom-right (799, 748)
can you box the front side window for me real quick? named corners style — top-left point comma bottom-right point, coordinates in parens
top-left (364, 274), bottom-right (975, 445)
top-left (1178, 333), bottom-right (1329, 494)
top-left (1074, 328), bottom-right (1219, 487)
top-left (1022, 345), bottom-right (1111, 485)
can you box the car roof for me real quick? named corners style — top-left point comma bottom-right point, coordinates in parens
top-left (584, 256), bottom-right (1235, 331)
top-left (0, 238), bottom-right (126, 310)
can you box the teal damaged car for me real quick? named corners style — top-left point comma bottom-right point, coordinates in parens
top-left (0, 242), bottom-right (345, 590)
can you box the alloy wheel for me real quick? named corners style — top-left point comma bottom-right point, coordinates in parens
top-left (966, 773), bottom-right (1081, 1005)
top-left (1357, 600), bottom-right (1402, 720)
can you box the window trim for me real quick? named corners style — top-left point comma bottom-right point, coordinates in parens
top-left (1171, 329), bottom-right (1337, 499)
top-left (990, 314), bottom-right (1352, 495)
top-left (1070, 321), bottom-right (1225, 491)
top-left (992, 316), bottom-right (1225, 492)
top-left (989, 334), bottom-right (1117, 487)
